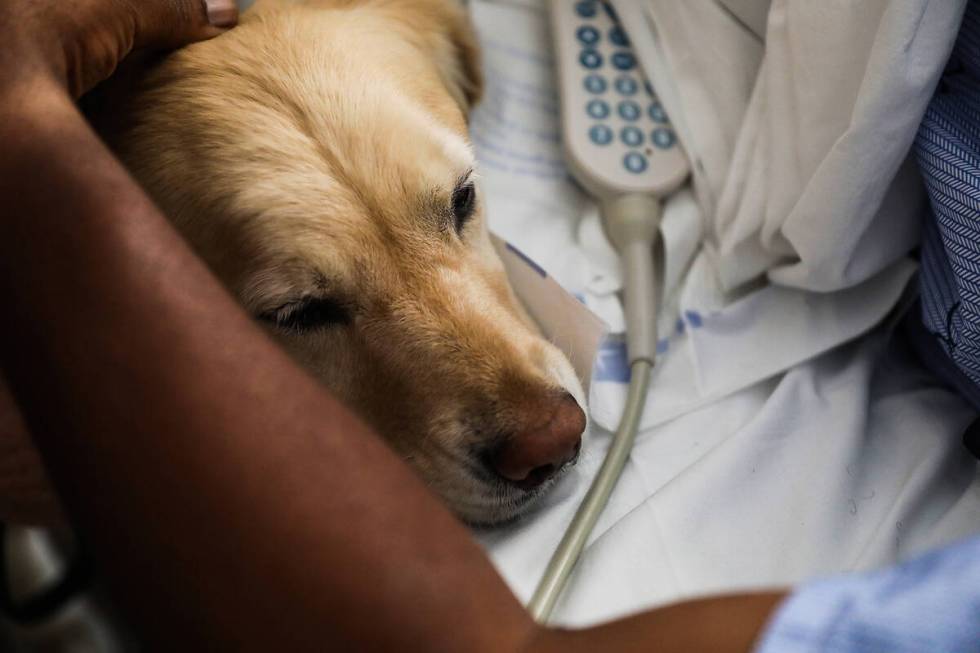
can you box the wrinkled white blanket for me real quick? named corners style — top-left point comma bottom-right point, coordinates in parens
top-left (471, 0), bottom-right (980, 626)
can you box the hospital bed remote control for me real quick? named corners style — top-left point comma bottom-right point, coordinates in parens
top-left (550, 0), bottom-right (689, 198)
top-left (531, 0), bottom-right (691, 624)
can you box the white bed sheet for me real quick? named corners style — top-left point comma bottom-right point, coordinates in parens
top-left (470, 0), bottom-right (980, 627)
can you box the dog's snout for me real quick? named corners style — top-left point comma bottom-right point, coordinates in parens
top-left (489, 393), bottom-right (585, 490)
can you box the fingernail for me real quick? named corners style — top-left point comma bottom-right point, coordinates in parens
top-left (203, 0), bottom-right (239, 27)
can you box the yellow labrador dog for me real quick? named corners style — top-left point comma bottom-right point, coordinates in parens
top-left (0, 0), bottom-right (586, 527)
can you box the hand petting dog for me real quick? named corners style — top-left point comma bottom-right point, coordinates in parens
top-left (0, 0), bottom-right (237, 98)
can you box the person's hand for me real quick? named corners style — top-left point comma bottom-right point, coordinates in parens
top-left (0, 0), bottom-right (238, 99)
top-left (0, 372), bottom-right (62, 525)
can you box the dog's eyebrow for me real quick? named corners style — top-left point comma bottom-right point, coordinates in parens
top-left (453, 169), bottom-right (475, 193)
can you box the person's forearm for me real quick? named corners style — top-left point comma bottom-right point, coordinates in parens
top-left (0, 78), bottom-right (784, 651)
top-left (541, 592), bottom-right (785, 653)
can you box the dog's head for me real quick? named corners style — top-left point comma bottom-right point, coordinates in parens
top-left (105, 0), bottom-right (585, 525)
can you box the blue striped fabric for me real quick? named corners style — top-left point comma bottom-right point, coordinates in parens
top-left (915, 0), bottom-right (980, 407)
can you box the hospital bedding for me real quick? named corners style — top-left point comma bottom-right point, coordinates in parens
top-left (470, 0), bottom-right (980, 626)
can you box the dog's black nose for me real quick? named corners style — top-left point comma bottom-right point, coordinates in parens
top-left (487, 393), bottom-right (585, 491)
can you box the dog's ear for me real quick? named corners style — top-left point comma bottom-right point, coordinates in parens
top-left (436, 1), bottom-right (484, 111)
top-left (398, 0), bottom-right (484, 114)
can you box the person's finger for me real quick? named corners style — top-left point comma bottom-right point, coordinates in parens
top-left (0, 373), bottom-right (64, 527)
top-left (128, 0), bottom-right (240, 52)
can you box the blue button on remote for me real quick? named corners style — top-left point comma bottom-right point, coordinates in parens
top-left (614, 76), bottom-right (638, 95)
top-left (621, 127), bottom-right (643, 147)
top-left (618, 100), bottom-right (641, 121)
top-left (575, 1), bottom-right (598, 18)
top-left (648, 102), bottom-right (668, 123)
top-left (624, 152), bottom-right (648, 173)
top-left (609, 26), bottom-right (629, 47)
top-left (584, 74), bottom-right (607, 94)
top-left (612, 52), bottom-right (636, 70)
top-left (577, 26), bottom-right (600, 45)
top-left (589, 125), bottom-right (613, 146)
top-left (652, 128), bottom-right (676, 149)
top-left (587, 99), bottom-right (610, 119)
top-left (580, 49), bottom-right (603, 69)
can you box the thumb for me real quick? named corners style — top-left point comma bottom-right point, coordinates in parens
top-left (130, 0), bottom-right (240, 51)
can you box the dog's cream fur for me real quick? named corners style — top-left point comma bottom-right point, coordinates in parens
top-left (0, 0), bottom-right (586, 526)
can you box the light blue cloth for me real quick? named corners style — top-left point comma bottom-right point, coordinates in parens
top-left (756, 2), bottom-right (980, 651)
top-left (754, 536), bottom-right (980, 653)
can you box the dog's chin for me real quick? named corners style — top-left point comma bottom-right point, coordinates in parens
top-left (452, 473), bottom-right (565, 530)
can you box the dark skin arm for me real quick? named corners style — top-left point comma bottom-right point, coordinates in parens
top-left (0, 1), bottom-right (786, 649)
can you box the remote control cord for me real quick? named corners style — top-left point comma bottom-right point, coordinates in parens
top-left (528, 194), bottom-right (661, 622)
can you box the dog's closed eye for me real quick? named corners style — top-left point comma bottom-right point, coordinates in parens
top-left (259, 296), bottom-right (351, 332)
